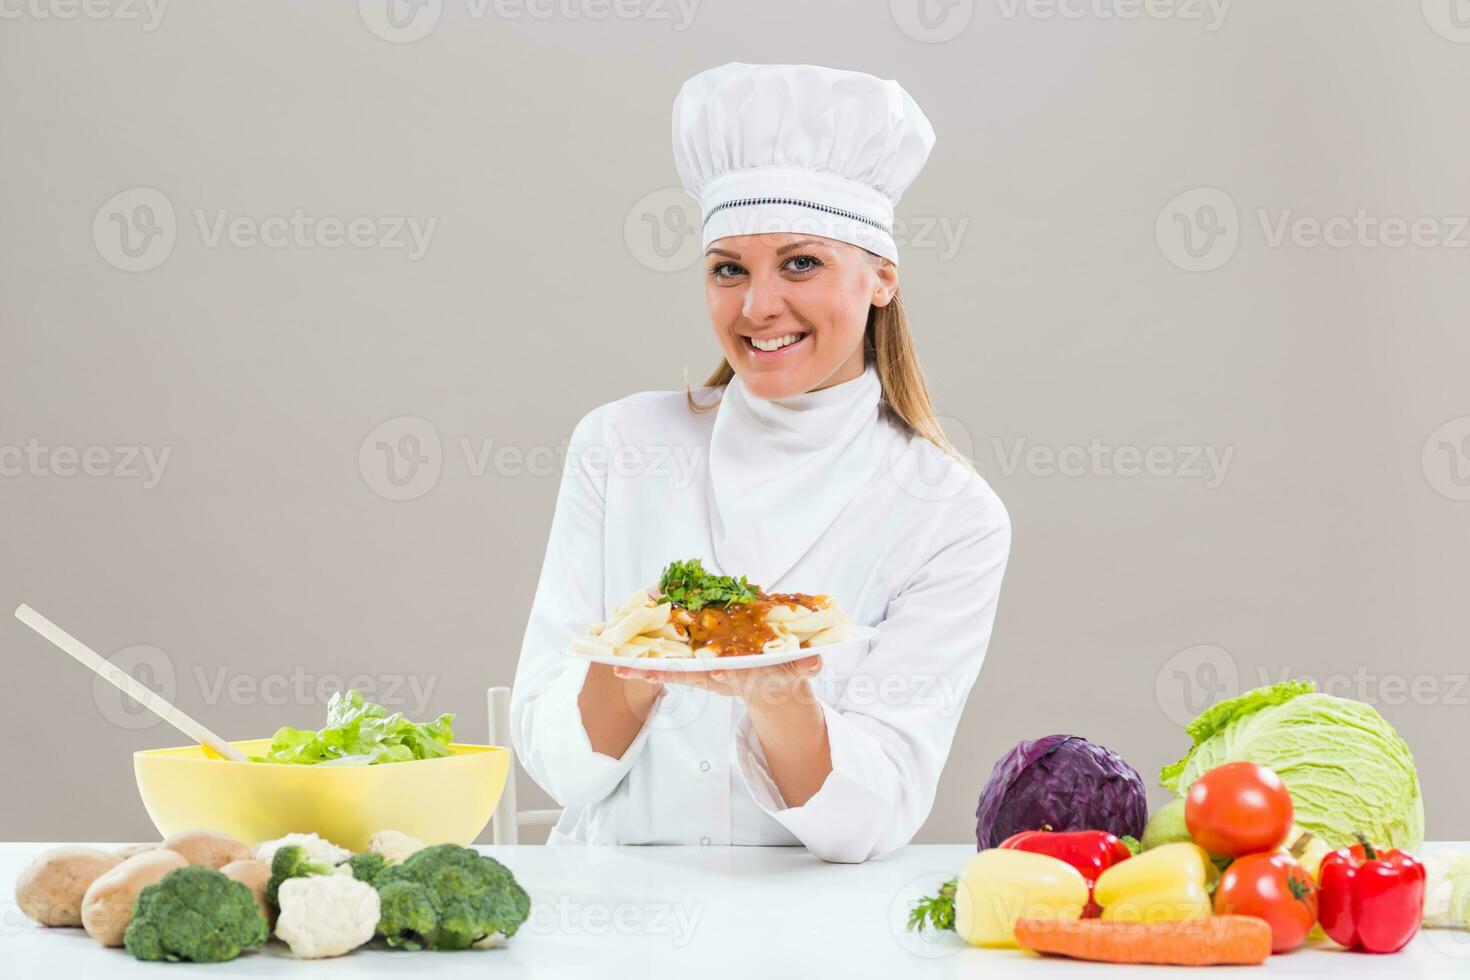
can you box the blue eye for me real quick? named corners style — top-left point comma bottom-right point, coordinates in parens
top-left (710, 261), bottom-right (744, 280)
top-left (785, 254), bottom-right (822, 273)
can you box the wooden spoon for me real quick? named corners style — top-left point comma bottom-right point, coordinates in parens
top-left (15, 604), bottom-right (248, 761)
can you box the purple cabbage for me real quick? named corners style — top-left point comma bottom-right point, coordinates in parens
top-left (975, 734), bottom-right (1147, 848)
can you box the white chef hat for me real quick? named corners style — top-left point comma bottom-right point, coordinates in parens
top-left (672, 62), bottom-right (936, 266)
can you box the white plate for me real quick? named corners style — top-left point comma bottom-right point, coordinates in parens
top-left (568, 625), bottom-right (877, 672)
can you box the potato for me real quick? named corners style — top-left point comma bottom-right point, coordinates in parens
top-left (14, 846), bottom-right (122, 927)
top-left (114, 843), bottom-right (158, 860)
top-left (81, 848), bottom-right (188, 946)
top-left (221, 859), bottom-right (272, 925)
top-left (160, 828), bottom-right (250, 870)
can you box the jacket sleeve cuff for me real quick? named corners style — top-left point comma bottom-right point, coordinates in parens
top-left (526, 658), bottom-right (660, 808)
top-left (732, 700), bottom-right (896, 863)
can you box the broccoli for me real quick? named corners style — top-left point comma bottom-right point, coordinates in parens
top-left (377, 878), bottom-right (440, 948)
top-left (124, 866), bottom-right (269, 963)
top-left (267, 844), bottom-right (335, 908)
top-left (341, 851), bottom-right (389, 886)
top-left (373, 844), bottom-right (530, 950)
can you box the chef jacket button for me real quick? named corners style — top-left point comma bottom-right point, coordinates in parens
top-left (700, 836), bottom-right (712, 846)
top-left (699, 760), bottom-right (711, 772)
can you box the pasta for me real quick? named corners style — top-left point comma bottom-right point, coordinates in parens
top-left (571, 584), bottom-right (853, 661)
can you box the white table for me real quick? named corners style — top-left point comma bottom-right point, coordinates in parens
top-left (4, 842), bottom-right (1467, 977)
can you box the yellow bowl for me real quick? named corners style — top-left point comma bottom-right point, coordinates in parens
top-left (134, 739), bottom-right (508, 851)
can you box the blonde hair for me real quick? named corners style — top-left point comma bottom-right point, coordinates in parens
top-left (684, 263), bottom-right (973, 469)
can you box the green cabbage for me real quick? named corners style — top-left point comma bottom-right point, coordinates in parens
top-left (1140, 797), bottom-right (1191, 851)
top-left (1160, 680), bottom-right (1423, 851)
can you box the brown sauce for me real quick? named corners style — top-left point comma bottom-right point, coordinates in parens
top-left (683, 591), bottom-right (828, 657)
top-left (762, 591), bottom-right (827, 610)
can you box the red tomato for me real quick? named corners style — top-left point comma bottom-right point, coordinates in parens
top-left (1214, 852), bottom-right (1319, 953)
top-left (1185, 762), bottom-right (1293, 857)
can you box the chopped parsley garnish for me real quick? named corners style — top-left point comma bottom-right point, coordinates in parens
top-left (657, 559), bottom-right (759, 611)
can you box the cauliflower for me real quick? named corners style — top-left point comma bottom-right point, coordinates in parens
top-left (253, 833), bottom-right (350, 869)
top-left (274, 873), bottom-right (380, 959)
top-left (369, 830), bottom-right (427, 866)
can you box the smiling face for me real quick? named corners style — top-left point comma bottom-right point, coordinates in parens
top-left (704, 233), bottom-right (899, 400)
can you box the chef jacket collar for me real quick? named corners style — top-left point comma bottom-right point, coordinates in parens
top-left (706, 361), bottom-right (888, 590)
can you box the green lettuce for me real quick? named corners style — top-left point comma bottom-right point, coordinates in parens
top-left (254, 690), bottom-right (455, 766)
top-left (1160, 680), bottom-right (1424, 851)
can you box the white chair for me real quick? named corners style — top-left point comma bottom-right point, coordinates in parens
top-left (487, 686), bottom-right (562, 845)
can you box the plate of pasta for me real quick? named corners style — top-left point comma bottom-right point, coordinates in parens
top-left (568, 559), bottom-right (875, 671)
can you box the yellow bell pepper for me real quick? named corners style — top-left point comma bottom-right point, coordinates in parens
top-left (1094, 842), bottom-right (1215, 923)
top-left (953, 848), bottom-right (1090, 947)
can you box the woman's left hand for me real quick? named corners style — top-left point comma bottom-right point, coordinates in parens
top-left (612, 654), bottom-right (822, 711)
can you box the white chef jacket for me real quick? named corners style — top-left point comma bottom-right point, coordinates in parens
top-left (509, 363), bottom-right (1011, 863)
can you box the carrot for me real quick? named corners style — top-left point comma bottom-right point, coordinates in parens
top-left (1013, 915), bottom-right (1272, 966)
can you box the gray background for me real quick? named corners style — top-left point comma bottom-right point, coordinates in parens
top-left (2, 1), bottom-right (1467, 844)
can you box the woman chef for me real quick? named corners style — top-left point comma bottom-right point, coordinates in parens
top-left (510, 63), bottom-right (1011, 864)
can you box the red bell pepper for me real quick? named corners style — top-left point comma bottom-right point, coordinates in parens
top-left (1317, 835), bottom-right (1426, 953)
top-left (998, 830), bottom-right (1133, 917)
